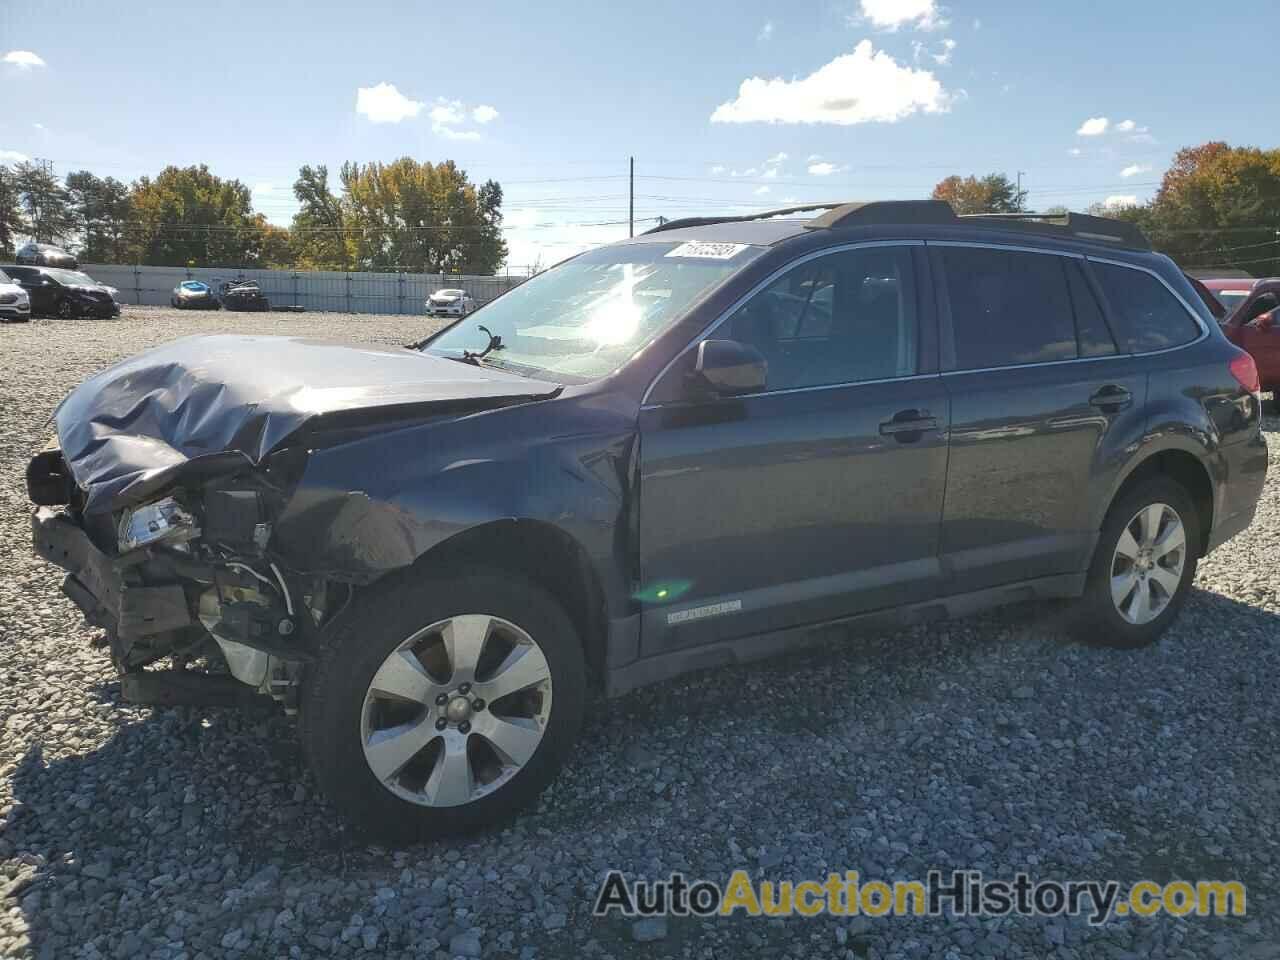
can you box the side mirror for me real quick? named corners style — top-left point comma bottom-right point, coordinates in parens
top-left (692, 339), bottom-right (767, 396)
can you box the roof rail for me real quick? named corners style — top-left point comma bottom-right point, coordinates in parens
top-left (959, 211), bottom-right (1150, 250)
top-left (642, 203), bottom-right (844, 234)
top-left (805, 200), bottom-right (958, 230)
top-left (643, 200), bottom-right (1151, 250)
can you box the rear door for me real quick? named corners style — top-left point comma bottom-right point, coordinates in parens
top-left (638, 242), bottom-right (948, 653)
top-left (933, 243), bottom-right (1148, 594)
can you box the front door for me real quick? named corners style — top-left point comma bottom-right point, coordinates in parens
top-left (637, 243), bottom-right (948, 654)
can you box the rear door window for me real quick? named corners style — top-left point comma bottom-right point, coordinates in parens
top-left (1064, 260), bottom-right (1117, 357)
top-left (1090, 262), bottom-right (1200, 353)
top-left (939, 246), bottom-right (1077, 370)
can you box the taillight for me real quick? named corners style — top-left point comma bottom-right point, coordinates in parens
top-left (1229, 350), bottom-right (1261, 395)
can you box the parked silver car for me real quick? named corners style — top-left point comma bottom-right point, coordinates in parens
top-left (0, 268), bottom-right (31, 323)
top-left (426, 288), bottom-right (475, 317)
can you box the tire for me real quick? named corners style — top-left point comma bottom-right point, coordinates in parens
top-left (300, 566), bottom-right (585, 841)
top-left (56, 298), bottom-right (76, 319)
top-left (1071, 477), bottom-right (1199, 648)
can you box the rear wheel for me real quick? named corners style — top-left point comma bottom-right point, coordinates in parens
top-left (300, 567), bottom-right (585, 840)
top-left (1072, 477), bottom-right (1199, 648)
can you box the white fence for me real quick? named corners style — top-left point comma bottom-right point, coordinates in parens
top-left (81, 264), bottom-right (527, 315)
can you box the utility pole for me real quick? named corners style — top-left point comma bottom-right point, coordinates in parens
top-left (1016, 170), bottom-right (1026, 206)
top-left (629, 156), bottom-right (634, 238)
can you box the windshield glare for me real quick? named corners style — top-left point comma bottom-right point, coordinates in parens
top-left (46, 269), bottom-right (96, 286)
top-left (423, 241), bottom-right (758, 381)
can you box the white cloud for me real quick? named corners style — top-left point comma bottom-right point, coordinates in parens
top-left (859, 0), bottom-right (943, 31)
top-left (1115, 119), bottom-right (1137, 133)
top-left (356, 82), bottom-right (424, 123)
top-left (1076, 116), bottom-right (1109, 136)
top-left (1068, 148), bottom-right (1082, 157)
top-left (0, 149), bottom-right (29, 163)
top-left (472, 104), bottom-right (499, 124)
top-left (711, 40), bottom-right (952, 126)
top-left (1128, 132), bottom-right (1156, 144)
top-left (430, 100), bottom-right (466, 126)
top-left (436, 126), bottom-right (482, 141)
top-left (430, 98), bottom-right (486, 139)
top-left (934, 38), bottom-right (956, 64)
top-left (709, 165), bottom-right (726, 175)
top-left (3, 50), bottom-right (45, 69)
top-left (766, 152), bottom-right (788, 165)
top-left (1102, 195), bottom-right (1139, 209)
top-left (1120, 163), bottom-right (1151, 178)
top-left (754, 185), bottom-right (771, 195)
top-left (808, 161), bottom-right (840, 176)
top-left (758, 20), bottom-right (774, 41)
top-left (807, 153), bottom-right (824, 162)
top-left (760, 167), bottom-right (778, 179)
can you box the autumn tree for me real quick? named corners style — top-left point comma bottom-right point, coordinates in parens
top-left (13, 161), bottom-right (75, 244)
top-left (1142, 143), bottom-right (1280, 275)
top-left (127, 165), bottom-right (270, 267)
top-left (0, 166), bottom-right (21, 257)
top-left (65, 170), bottom-right (133, 262)
top-left (336, 158), bottom-right (507, 273)
top-left (290, 164), bottom-right (352, 269)
top-left (931, 173), bottom-right (1027, 214)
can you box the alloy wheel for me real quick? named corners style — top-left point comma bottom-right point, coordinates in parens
top-left (360, 614), bottom-right (553, 807)
top-left (1110, 502), bottom-right (1186, 625)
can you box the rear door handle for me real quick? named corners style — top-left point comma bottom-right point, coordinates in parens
top-left (879, 410), bottom-right (938, 437)
top-left (1089, 385), bottom-right (1132, 410)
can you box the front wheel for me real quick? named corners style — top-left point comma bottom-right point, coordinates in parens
top-left (56, 298), bottom-right (77, 319)
top-left (1071, 477), bottom-right (1199, 648)
top-left (300, 567), bottom-right (585, 840)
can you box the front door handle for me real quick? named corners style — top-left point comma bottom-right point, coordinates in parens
top-left (879, 410), bottom-right (938, 439)
top-left (1089, 385), bottom-right (1132, 410)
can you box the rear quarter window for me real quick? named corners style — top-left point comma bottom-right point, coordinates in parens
top-left (1091, 262), bottom-right (1200, 353)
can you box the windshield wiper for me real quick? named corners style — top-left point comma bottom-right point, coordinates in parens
top-left (461, 325), bottom-right (504, 364)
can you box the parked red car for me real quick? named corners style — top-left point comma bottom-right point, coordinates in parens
top-left (1202, 277), bottom-right (1280, 405)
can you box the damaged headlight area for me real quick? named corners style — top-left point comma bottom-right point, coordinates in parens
top-left (117, 497), bottom-right (197, 553)
top-left (32, 460), bottom-right (338, 711)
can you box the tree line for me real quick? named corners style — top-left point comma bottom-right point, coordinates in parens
top-left (930, 143), bottom-right (1280, 277)
top-left (0, 158), bottom-right (508, 274)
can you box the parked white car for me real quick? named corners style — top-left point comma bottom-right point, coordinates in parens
top-left (426, 288), bottom-right (475, 317)
top-left (0, 268), bottom-right (31, 323)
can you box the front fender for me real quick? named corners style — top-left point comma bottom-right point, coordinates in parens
top-left (270, 394), bottom-right (638, 598)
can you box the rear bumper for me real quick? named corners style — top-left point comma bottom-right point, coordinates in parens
top-left (31, 507), bottom-right (193, 640)
top-left (1207, 430), bottom-right (1268, 553)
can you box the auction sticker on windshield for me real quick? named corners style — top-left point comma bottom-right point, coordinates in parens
top-left (664, 241), bottom-right (750, 260)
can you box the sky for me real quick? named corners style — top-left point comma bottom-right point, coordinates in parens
top-left (1, 0), bottom-right (1277, 271)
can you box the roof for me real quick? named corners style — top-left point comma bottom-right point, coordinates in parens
top-left (631, 200), bottom-right (1151, 252)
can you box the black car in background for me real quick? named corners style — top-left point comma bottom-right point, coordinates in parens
top-left (220, 280), bottom-right (269, 312)
top-left (2, 265), bottom-right (120, 318)
top-left (171, 280), bottom-right (221, 310)
top-left (15, 242), bottom-right (78, 269)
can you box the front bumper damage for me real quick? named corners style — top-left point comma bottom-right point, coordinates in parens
top-left (30, 458), bottom-right (322, 709)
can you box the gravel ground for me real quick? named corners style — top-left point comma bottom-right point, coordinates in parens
top-left (1, 306), bottom-right (1278, 960)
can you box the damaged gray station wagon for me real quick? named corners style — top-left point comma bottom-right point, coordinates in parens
top-left (29, 201), bottom-right (1268, 838)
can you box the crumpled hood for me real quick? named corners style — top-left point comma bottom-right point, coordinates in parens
top-left (54, 334), bottom-right (561, 514)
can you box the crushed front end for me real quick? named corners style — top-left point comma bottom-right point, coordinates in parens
top-left (28, 445), bottom-right (328, 709)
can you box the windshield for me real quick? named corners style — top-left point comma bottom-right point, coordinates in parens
top-left (44, 269), bottom-right (96, 286)
top-left (181, 281), bottom-right (208, 291)
top-left (434, 289), bottom-right (465, 297)
top-left (422, 241), bottom-right (759, 381)
top-left (1213, 290), bottom-right (1252, 312)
